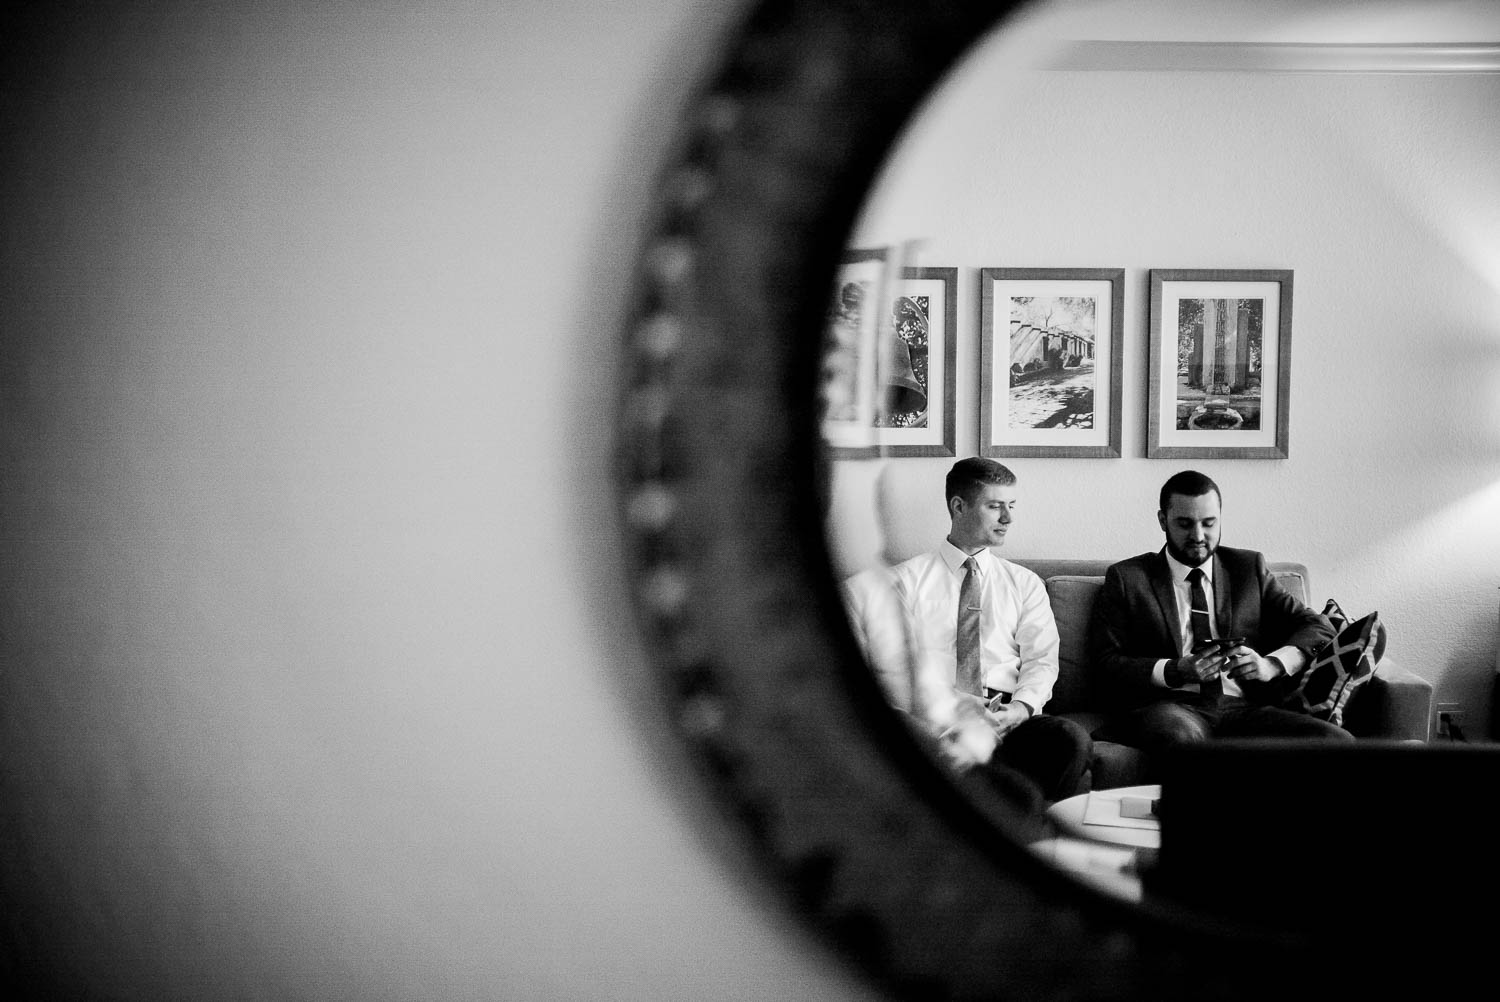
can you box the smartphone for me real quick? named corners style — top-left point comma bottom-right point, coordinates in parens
top-left (1190, 636), bottom-right (1242, 657)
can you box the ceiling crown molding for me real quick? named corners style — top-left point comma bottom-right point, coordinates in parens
top-left (1046, 40), bottom-right (1500, 72)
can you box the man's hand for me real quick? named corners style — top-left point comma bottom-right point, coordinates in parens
top-left (985, 701), bottom-right (1029, 738)
top-left (954, 691), bottom-right (992, 717)
top-left (1224, 644), bottom-right (1284, 683)
top-left (1165, 644), bottom-right (1227, 688)
top-left (935, 722), bottom-right (997, 769)
top-left (935, 694), bottom-right (999, 768)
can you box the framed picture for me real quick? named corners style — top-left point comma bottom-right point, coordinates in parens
top-left (978, 268), bottom-right (1124, 458)
top-left (1147, 269), bottom-right (1293, 459)
top-left (820, 249), bottom-right (957, 458)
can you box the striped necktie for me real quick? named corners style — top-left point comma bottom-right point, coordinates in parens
top-left (1188, 567), bottom-right (1222, 702)
top-left (956, 557), bottom-right (982, 696)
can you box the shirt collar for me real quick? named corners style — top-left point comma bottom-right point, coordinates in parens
top-left (1163, 547), bottom-right (1214, 587)
top-left (942, 538), bottom-right (994, 576)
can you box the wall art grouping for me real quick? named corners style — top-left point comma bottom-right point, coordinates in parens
top-left (819, 255), bottom-right (1293, 461)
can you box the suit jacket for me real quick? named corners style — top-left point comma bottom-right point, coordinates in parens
top-left (1088, 546), bottom-right (1334, 709)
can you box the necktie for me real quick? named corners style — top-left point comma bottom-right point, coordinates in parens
top-left (956, 557), bottom-right (983, 696)
top-left (1187, 567), bottom-right (1222, 702)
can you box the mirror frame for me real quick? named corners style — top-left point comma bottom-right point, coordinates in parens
top-left (613, 1), bottom-right (1456, 996)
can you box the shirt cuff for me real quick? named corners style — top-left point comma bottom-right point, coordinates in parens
top-left (1152, 658), bottom-right (1172, 687)
top-left (1269, 645), bottom-right (1304, 676)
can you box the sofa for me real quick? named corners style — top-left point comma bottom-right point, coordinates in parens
top-left (1012, 558), bottom-right (1435, 790)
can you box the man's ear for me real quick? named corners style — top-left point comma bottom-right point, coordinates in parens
top-left (948, 495), bottom-right (964, 521)
top-left (1156, 509), bottom-right (1167, 533)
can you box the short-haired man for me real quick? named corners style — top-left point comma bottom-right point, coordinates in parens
top-left (1089, 470), bottom-right (1352, 755)
top-left (885, 457), bottom-right (1092, 802)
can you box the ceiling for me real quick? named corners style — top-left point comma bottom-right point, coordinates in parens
top-left (1015, 0), bottom-right (1500, 43)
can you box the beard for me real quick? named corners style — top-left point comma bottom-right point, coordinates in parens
top-left (1165, 537), bottom-right (1215, 567)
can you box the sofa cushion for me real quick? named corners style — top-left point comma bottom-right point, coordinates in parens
top-left (1270, 567), bottom-right (1311, 605)
top-left (1043, 575), bottom-right (1105, 715)
top-left (1282, 599), bottom-right (1385, 728)
top-left (1051, 710), bottom-right (1148, 790)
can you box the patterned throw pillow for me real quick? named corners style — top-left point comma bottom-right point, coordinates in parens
top-left (1283, 599), bottom-right (1385, 727)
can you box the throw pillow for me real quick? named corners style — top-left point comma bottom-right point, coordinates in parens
top-left (1283, 599), bottom-right (1385, 727)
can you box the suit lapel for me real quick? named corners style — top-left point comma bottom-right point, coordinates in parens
top-left (1149, 552), bottom-right (1181, 648)
top-left (1213, 551), bottom-right (1234, 638)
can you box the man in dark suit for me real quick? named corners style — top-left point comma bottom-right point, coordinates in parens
top-left (1089, 470), bottom-right (1352, 754)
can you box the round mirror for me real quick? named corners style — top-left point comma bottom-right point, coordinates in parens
top-left (618, 1), bottom-right (1499, 997)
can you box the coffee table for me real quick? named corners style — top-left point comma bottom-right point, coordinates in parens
top-left (1047, 784), bottom-right (1161, 849)
top-left (1031, 784), bottom-right (1161, 901)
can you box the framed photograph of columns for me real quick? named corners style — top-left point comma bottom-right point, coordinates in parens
top-left (1147, 269), bottom-right (1293, 460)
top-left (821, 249), bottom-right (957, 458)
top-left (978, 268), bottom-right (1124, 458)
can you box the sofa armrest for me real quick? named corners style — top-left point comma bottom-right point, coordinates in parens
top-left (1341, 656), bottom-right (1433, 742)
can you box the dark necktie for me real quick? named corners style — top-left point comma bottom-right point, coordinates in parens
top-left (956, 557), bottom-right (982, 696)
top-left (1187, 567), bottom-right (1221, 702)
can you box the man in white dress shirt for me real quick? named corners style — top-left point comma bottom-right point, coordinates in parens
top-left (878, 457), bottom-right (1091, 802)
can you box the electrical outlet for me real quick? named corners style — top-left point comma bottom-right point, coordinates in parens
top-left (1436, 702), bottom-right (1465, 738)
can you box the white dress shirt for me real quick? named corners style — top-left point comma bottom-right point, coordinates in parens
top-left (890, 540), bottom-right (1059, 720)
top-left (841, 565), bottom-right (915, 711)
top-left (1152, 549), bottom-right (1302, 694)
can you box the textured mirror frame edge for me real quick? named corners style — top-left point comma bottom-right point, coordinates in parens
top-left (613, 2), bottom-right (1371, 998)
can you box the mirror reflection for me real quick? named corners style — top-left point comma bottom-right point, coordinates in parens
top-left (822, 0), bottom-right (1500, 909)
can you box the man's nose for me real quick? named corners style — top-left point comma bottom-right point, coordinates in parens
top-left (999, 507), bottom-right (1011, 523)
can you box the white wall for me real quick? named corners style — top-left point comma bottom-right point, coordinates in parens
top-left (0, 1), bottom-right (873, 999)
top-left (833, 16), bottom-right (1500, 726)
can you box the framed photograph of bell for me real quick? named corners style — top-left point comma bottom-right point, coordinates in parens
top-left (978, 268), bottom-right (1124, 458)
top-left (1147, 269), bottom-right (1293, 460)
top-left (820, 249), bottom-right (957, 458)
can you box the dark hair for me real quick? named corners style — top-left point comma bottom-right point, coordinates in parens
top-left (1159, 470), bottom-right (1222, 513)
top-left (945, 457), bottom-right (1016, 507)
